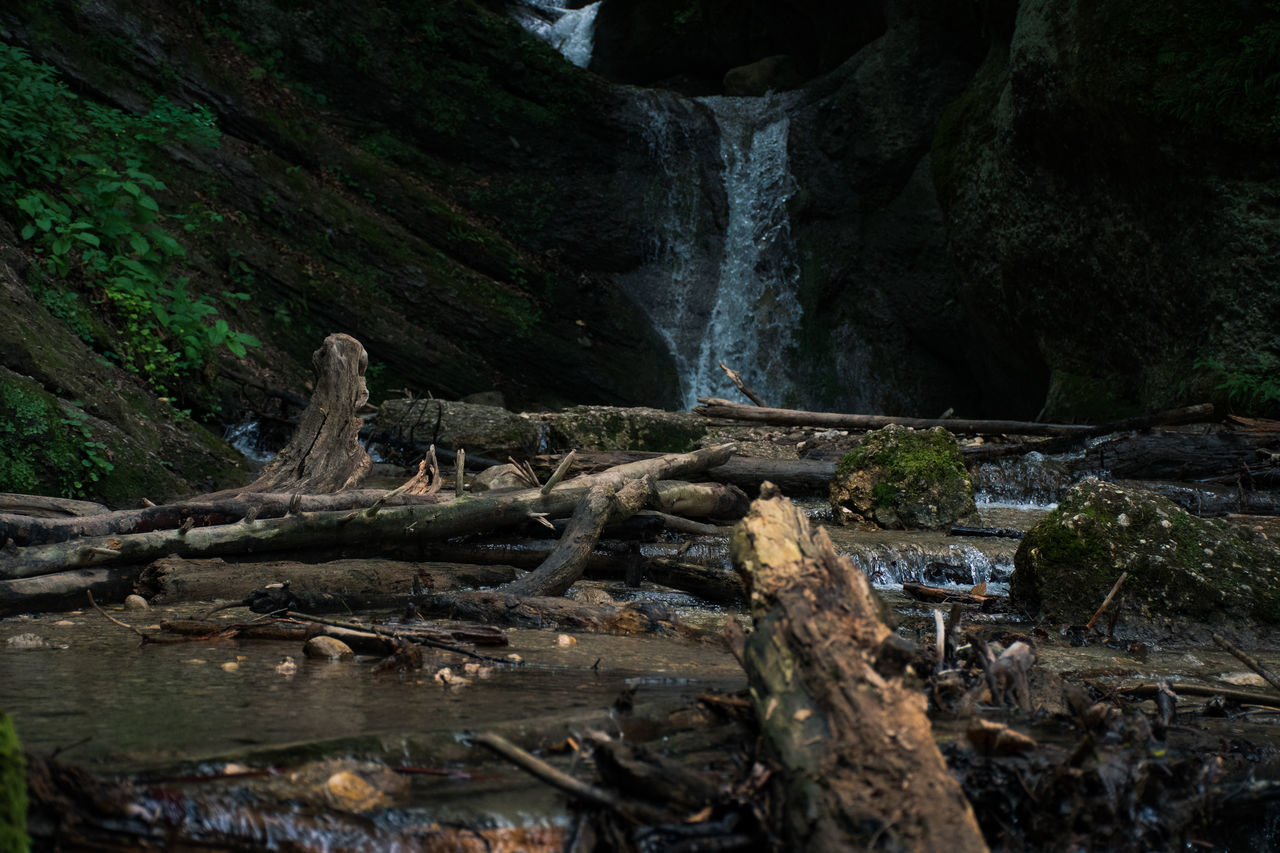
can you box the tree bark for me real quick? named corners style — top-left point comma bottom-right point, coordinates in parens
top-left (697, 397), bottom-right (1214, 437)
top-left (730, 484), bottom-right (988, 852)
top-left (241, 332), bottom-right (373, 493)
top-left (0, 445), bottom-right (736, 581)
top-left (0, 567), bottom-right (138, 617)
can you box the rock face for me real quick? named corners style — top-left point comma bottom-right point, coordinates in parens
top-left (1011, 479), bottom-right (1280, 627)
top-left (829, 425), bottom-right (975, 530)
top-left (933, 0), bottom-right (1280, 420)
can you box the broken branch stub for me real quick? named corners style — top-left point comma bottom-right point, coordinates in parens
top-left (730, 482), bottom-right (988, 852)
top-left (245, 333), bottom-right (372, 494)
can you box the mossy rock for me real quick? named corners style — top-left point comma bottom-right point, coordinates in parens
top-left (829, 425), bottom-right (975, 530)
top-left (546, 406), bottom-right (706, 452)
top-left (1011, 478), bottom-right (1280, 626)
top-left (0, 712), bottom-right (28, 853)
top-left (376, 398), bottom-right (539, 458)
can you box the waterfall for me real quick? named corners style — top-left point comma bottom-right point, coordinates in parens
top-left (622, 93), bottom-right (802, 409)
top-left (692, 95), bottom-right (802, 409)
top-left (511, 1), bottom-right (601, 68)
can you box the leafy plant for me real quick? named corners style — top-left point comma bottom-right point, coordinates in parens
top-left (0, 43), bottom-right (259, 396)
top-left (1195, 356), bottom-right (1280, 416)
top-left (0, 382), bottom-right (113, 498)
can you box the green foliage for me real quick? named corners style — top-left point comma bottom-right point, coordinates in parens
top-left (0, 712), bottom-right (28, 853)
top-left (0, 43), bottom-right (259, 396)
top-left (1195, 355), bottom-right (1280, 416)
top-left (0, 380), bottom-right (114, 498)
top-left (1079, 0), bottom-right (1280, 145)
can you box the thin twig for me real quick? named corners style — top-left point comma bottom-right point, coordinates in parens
top-left (473, 732), bottom-right (669, 824)
top-left (282, 610), bottom-right (513, 664)
top-left (1086, 570), bottom-right (1129, 631)
top-left (634, 510), bottom-right (730, 537)
top-left (1212, 632), bottom-right (1280, 696)
top-left (87, 590), bottom-right (150, 640)
top-left (455, 448), bottom-right (466, 499)
top-left (540, 450), bottom-right (577, 495)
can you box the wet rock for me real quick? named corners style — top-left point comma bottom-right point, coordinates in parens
top-left (376, 399), bottom-right (539, 457)
top-left (1011, 478), bottom-right (1280, 626)
top-left (303, 636), bottom-right (355, 661)
top-left (5, 633), bottom-right (44, 650)
top-left (123, 594), bottom-right (149, 611)
top-left (470, 463), bottom-right (529, 493)
top-left (545, 405), bottom-right (706, 452)
top-left (829, 425), bottom-right (975, 530)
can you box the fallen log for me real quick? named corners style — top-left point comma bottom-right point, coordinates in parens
top-left (697, 397), bottom-right (1215, 437)
top-left (0, 490), bottom-right (448, 547)
top-left (136, 556), bottom-right (518, 607)
top-left (0, 445), bottom-right (735, 582)
top-left (0, 567), bottom-right (139, 617)
top-left (411, 590), bottom-right (706, 639)
top-left (730, 483), bottom-right (988, 851)
top-left (498, 477), bottom-right (653, 597)
top-left (645, 558), bottom-right (744, 603)
top-left (0, 494), bottom-right (108, 518)
top-left (536, 451), bottom-right (837, 496)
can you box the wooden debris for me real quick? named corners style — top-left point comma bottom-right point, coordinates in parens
top-left (242, 333), bottom-right (373, 494)
top-left (697, 397), bottom-right (1214, 437)
top-left (718, 361), bottom-right (768, 407)
top-left (902, 581), bottom-right (1002, 608)
top-left (730, 483), bottom-right (988, 851)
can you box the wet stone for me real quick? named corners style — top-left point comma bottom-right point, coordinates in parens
top-left (303, 636), bottom-right (355, 661)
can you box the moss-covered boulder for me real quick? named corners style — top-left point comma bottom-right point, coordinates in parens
top-left (546, 406), bottom-right (706, 452)
top-left (829, 425), bottom-right (975, 530)
top-left (1011, 478), bottom-right (1280, 627)
top-left (375, 398), bottom-right (539, 458)
top-left (0, 712), bottom-right (28, 853)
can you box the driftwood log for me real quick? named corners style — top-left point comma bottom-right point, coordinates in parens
top-left (730, 483), bottom-right (988, 851)
top-left (0, 445), bottom-right (736, 581)
top-left (497, 478), bottom-right (654, 597)
top-left (411, 590), bottom-right (705, 638)
top-left (698, 398), bottom-right (1214, 437)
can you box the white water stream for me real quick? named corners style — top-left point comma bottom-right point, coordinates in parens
top-left (624, 92), bottom-right (804, 409)
top-left (512, 0), bottom-right (601, 68)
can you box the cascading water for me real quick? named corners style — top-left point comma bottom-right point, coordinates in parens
top-left (511, 1), bottom-right (601, 68)
top-left (623, 92), bottom-right (803, 410)
top-left (692, 95), bottom-right (803, 409)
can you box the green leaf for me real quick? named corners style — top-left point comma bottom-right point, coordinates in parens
top-left (20, 224), bottom-right (35, 240)
top-left (74, 232), bottom-right (100, 247)
top-left (129, 233), bottom-right (150, 255)
top-left (121, 181), bottom-right (141, 198)
top-left (137, 195), bottom-right (159, 212)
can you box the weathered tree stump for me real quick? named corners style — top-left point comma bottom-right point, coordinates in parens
top-left (244, 333), bottom-right (372, 493)
top-left (730, 483), bottom-right (988, 852)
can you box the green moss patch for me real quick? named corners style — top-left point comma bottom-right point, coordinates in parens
top-left (830, 425), bottom-right (975, 530)
top-left (0, 712), bottom-right (29, 853)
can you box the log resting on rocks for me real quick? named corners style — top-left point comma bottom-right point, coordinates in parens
top-left (411, 590), bottom-right (704, 638)
top-left (0, 445), bottom-right (736, 581)
top-left (730, 483), bottom-right (988, 852)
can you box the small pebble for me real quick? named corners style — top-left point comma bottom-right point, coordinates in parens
top-left (556, 634), bottom-right (577, 647)
top-left (220, 661), bottom-right (239, 672)
top-left (54, 620), bottom-right (75, 627)
top-left (124, 594), bottom-right (149, 611)
top-left (275, 655), bottom-right (297, 676)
